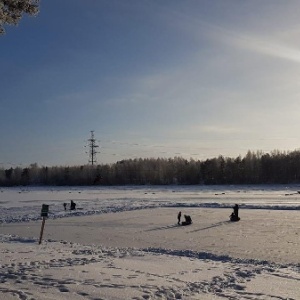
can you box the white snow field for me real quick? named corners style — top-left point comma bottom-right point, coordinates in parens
top-left (0, 185), bottom-right (300, 300)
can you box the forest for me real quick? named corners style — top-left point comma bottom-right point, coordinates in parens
top-left (1, 149), bottom-right (300, 186)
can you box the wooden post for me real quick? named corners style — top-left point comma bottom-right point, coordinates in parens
top-left (39, 217), bottom-right (46, 245)
top-left (39, 204), bottom-right (49, 244)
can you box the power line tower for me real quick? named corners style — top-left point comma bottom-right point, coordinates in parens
top-left (87, 130), bottom-right (99, 165)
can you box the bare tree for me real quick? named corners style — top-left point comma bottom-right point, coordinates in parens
top-left (0, 0), bottom-right (39, 34)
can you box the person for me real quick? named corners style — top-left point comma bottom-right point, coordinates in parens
top-left (70, 200), bottom-right (76, 210)
top-left (177, 211), bottom-right (182, 225)
top-left (63, 203), bottom-right (67, 211)
top-left (181, 214), bottom-right (192, 226)
top-left (233, 204), bottom-right (239, 219)
top-left (230, 204), bottom-right (240, 222)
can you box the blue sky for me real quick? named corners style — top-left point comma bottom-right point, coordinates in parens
top-left (1, 0), bottom-right (300, 167)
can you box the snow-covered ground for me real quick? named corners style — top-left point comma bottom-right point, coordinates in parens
top-left (0, 185), bottom-right (300, 299)
top-left (1, 184), bottom-right (300, 223)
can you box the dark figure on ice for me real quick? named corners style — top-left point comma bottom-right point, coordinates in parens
top-left (233, 204), bottom-right (239, 218)
top-left (181, 214), bottom-right (192, 226)
top-left (177, 211), bottom-right (182, 225)
top-left (63, 203), bottom-right (67, 211)
top-left (230, 204), bottom-right (240, 222)
top-left (70, 200), bottom-right (76, 210)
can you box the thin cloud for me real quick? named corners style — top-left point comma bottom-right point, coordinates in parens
top-left (205, 21), bottom-right (300, 63)
top-left (232, 34), bottom-right (300, 63)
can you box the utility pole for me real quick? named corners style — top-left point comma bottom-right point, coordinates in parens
top-left (87, 130), bottom-right (99, 165)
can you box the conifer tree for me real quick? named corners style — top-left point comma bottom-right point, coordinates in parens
top-left (0, 0), bottom-right (39, 34)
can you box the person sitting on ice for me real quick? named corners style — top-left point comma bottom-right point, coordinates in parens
top-left (230, 204), bottom-right (240, 222)
top-left (181, 214), bottom-right (192, 226)
top-left (70, 200), bottom-right (76, 210)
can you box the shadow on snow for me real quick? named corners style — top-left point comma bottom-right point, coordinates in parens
top-left (189, 220), bottom-right (234, 233)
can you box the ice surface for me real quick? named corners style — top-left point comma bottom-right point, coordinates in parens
top-left (0, 185), bottom-right (299, 299)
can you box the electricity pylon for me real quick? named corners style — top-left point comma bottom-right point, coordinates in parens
top-left (87, 130), bottom-right (99, 165)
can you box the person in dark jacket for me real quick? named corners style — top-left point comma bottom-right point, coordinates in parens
top-left (177, 211), bottom-right (182, 225)
top-left (70, 200), bottom-right (76, 210)
top-left (230, 204), bottom-right (240, 221)
top-left (233, 204), bottom-right (239, 218)
top-left (181, 214), bottom-right (192, 225)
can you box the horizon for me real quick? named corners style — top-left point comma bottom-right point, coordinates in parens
top-left (2, 1), bottom-right (300, 168)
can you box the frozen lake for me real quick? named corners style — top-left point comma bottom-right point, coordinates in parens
top-left (1, 184), bottom-right (300, 223)
top-left (1, 185), bottom-right (300, 299)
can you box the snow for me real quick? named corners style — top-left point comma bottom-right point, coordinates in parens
top-left (0, 185), bottom-right (300, 299)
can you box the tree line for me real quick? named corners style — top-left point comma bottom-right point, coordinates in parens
top-left (1, 150), bottom-right (300, 186)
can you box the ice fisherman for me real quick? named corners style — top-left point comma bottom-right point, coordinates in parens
top-left (181, 214), bottom-right (192, 226)
top-left (234, 204), bottom-right (239, 218)
top-left (230, 204), bottom-right (240, 221)
top-left (177, 211), bottom-right (182, 225)
top-left (70, 200), bottom-right (76, 210)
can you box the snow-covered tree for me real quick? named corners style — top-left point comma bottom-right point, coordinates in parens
top-left (0, 0), bottom-right (39, 34)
